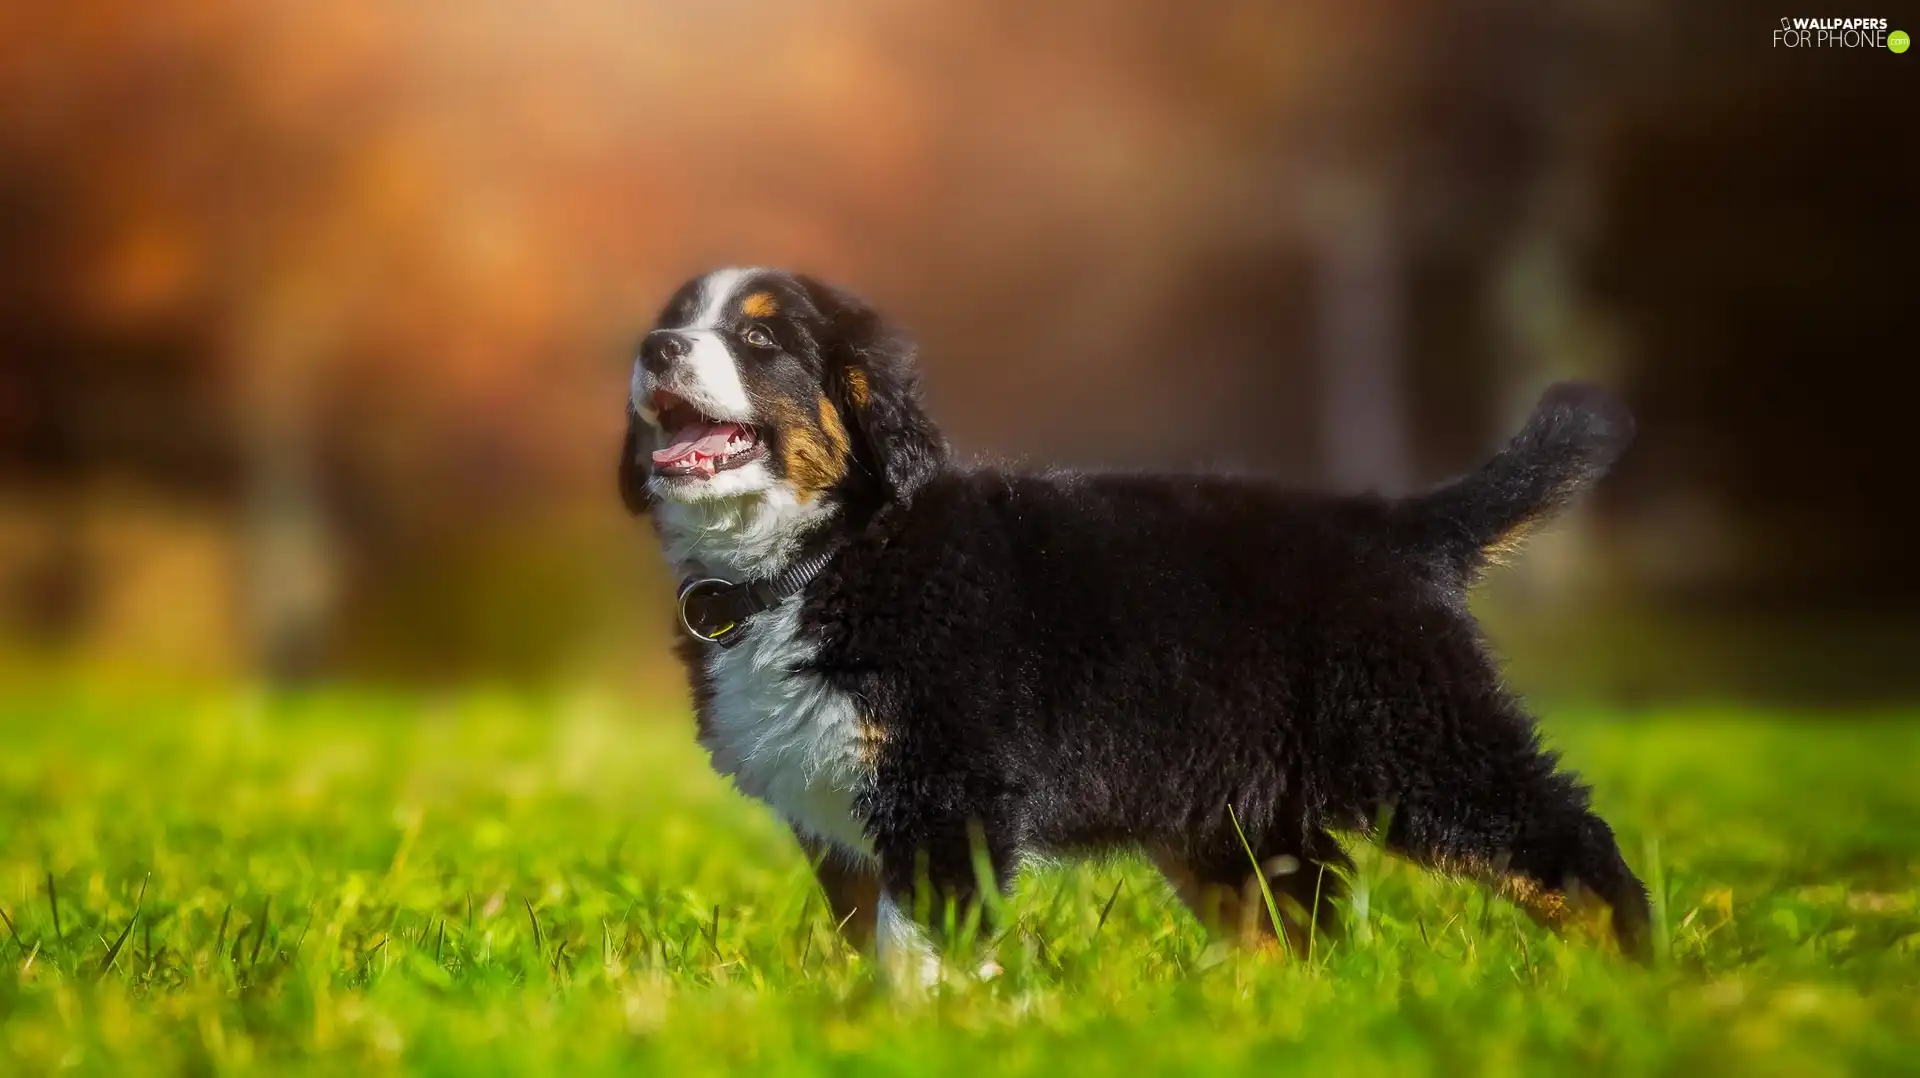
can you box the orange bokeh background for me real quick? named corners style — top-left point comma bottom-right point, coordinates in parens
top-left (2, 1), bottom-right (1911, 698)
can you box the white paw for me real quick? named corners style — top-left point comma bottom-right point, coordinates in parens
top-left (876, 893), bottom-right (942, 990)
top-left (873, 894), bottom-right (1006, 989)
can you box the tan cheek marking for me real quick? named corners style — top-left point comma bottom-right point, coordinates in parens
top-left (774, 397), bottom-right (849, 502)
top-left (844, 367), bottom-right (870, 409)
top-left (818, 395), bottom-right (850, 459)
top-left (740, 292), bottom-right (778, 318)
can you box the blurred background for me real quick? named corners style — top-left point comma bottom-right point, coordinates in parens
top-left (1, 0), bottom-right (1913, 701)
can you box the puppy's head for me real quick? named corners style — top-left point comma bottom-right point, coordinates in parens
top-left (619, 268), bottom-right (945, 515)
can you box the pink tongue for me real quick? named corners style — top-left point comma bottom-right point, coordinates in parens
top-left (652, 421), bottom-right (747, 472)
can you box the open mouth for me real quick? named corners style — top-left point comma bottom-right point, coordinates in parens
top-left (648, 390), bottom-right (766, 479)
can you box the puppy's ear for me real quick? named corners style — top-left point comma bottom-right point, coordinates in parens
top-left (804, 279), bottom-right (948, 501)
top-left (617, 408), bottom-right (653, 515)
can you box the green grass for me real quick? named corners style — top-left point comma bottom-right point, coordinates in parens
top-left (2, 685), bottom-right (1918, 1075)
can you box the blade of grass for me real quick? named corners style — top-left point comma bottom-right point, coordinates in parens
top-left (987, 915), bottom-right (1025, 952)
top-left (95, 875), bottom-right (150, 979)
top-left (1308, 864), bottom-right (1327, 964)
top-left (1227, 803), bottom-right (1290, 957)
top-left (45, 872), bottom-right (62, 941)
top-left (356, 937), bottom-right (389, 981)
top-left (523, 897), bottom-right (546, 962)
top-left (0, 906), bottom-right (23, 954)
top-left (967, 820), bottom-right (1012, 927)
top-left (1030, 926), bottom-right (1056, 973)
top-left (1645, 835), bottom-right (1671, 966)
top-left (292, 908), bottom-right (314, 958)
top-left (247, 896), bottom-right (271, 973)
top-left (1094, 880), bottom-right (1125, 938)
top-left (1038, 880), bottom-right (1070, 935)
top-left (213, 903), bottom-right (232, 965)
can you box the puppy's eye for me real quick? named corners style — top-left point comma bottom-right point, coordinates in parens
top-left (742, 325), bottom-right (776, 350)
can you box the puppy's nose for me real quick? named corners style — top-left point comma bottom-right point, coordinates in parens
top-left (640, 330), bottom-right (692, 375)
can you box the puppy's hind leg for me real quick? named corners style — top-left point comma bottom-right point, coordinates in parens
top-left (1425, 807), bottom-right (1651, 961)
top-left (1376, 701), bottom-right (1652, 960)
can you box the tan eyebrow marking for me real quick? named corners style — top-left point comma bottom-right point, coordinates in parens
top-left (740, 292), bottom-right (778, 318)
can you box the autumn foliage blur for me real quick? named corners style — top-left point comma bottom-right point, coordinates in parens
top-left (0, 1), bottom-right (1911, 695)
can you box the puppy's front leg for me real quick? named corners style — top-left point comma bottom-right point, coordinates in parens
top-left (872, 817), bottom-right (1018, 989)
top-left (874, 888), bottom-right (945, 989)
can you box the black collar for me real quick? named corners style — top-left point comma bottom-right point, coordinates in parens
top-left (675, 545), bottom-right (840, 649)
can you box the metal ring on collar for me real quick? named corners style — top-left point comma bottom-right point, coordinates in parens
top-left (676, 577), bottom-right (739, 643)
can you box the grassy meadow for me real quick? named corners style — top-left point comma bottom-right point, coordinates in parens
top-left (2, 683), bottom-right (1917, 1075)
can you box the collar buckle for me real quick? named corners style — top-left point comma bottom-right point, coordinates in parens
top-left (677, 577), bottom-right (745, 647)
top-left (674, 543), bottom-right (843, 649)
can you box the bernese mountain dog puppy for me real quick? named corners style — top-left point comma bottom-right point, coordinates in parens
top-left (619, 267), bottom-right (1651, 978)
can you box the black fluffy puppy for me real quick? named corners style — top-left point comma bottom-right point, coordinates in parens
top-left (620, 267), bottom-right (1650, 975)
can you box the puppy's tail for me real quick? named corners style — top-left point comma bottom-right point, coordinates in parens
top-left (1399, 383), bottom-right (1633, 581)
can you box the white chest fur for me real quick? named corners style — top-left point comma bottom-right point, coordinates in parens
top-left (698, 598), bottom-right (875, 858)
